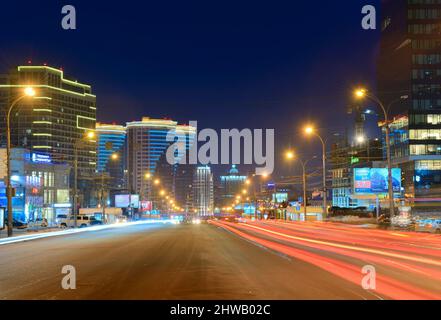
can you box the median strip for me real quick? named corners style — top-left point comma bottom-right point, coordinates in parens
top-left (0, 220), bottom-right (174, 246)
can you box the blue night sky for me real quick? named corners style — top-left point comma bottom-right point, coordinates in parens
top-left (0, 0), bottom-right (382, 176)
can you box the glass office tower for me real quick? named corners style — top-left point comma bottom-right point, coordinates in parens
top-left (378, 1), bottom-right (441, 211)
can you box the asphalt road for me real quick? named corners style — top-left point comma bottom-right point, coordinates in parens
top-left (0, 222), bottom-right (381, 300)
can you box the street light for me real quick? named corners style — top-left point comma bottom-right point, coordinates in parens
top-left (111, 153), bottom-right (119, 160)
top-left (285, 151), bottom-right (295, 160)
top-left (304, 126), bottom-right (328, 217)
top-left (100, 152), bottom-right (120, 224)
top-left (73, 130), bottom-right (95, 227)
top-left (354, 88), bottom-right (407, 217)
top-left (285, 151), bottom-right (316, 220)
top-left (5, 87), bottom-right (38, 237)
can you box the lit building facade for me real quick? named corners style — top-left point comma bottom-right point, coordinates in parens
top-left (126, 118), bottom-right (177, 200)
top-left (219, 165), bottom-right (247, 207)
top-left (96, 123), bottom-right (126, 191)
top-left (0, 65), bottom-right (97, 177)
top-left (192, 166), bottom-right (214, 216)
top-left (330, 135), bottom-right (383, 209)
top-left (378, 1), bottom-right (441, 212)
top-left (0, 148), bottom-right (70, 224)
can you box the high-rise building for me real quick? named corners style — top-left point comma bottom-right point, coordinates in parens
top-left (126, 117), bottom-right (177, 199)
top-left (378, 1), bottom-right (441, 211)
top-left (0, 65), bottom-right (97, 177)
top-left (96, 123), bottom-right (126, 190)
top-left (173, 124), bottom-right (196, 210)
top-left (219, 165), bottom-right (247, 207)
top-left (192, 166), bottom-right (214, 216)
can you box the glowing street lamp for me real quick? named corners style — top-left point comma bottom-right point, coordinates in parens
top-left (304, 126), bottom-right (314, 135)
top-left (303, 125), bottom-right (328, 217)
top-left (285, 150), bottom-right (316, 220)
top-left (353, 87), bottom-right (407, 217)
top-left (354, 88), bottom-right (366, 98)
top-left (5, 87), bottom-right (39, 236)
top-left (285, 150), bottom-right (295, 160)
top-left (355, 135), bottom-right (366, 144)
top-left (24, 87), bottom-right (36, 97)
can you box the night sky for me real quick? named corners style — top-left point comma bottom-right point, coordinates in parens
top-left (0, 0), bottom-right (382, 177)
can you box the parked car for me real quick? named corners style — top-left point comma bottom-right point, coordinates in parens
top-left (89, 217), bottom-right (103, 226)
top-left (56, 214), bottom-right (69, 228)
top-left (13, 220), bottom-right (28, 229)
top-left (415, 219), bottom-right (441, 234)
top-left (67, 214), bottom-right (95, 228)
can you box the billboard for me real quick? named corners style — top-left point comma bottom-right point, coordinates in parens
top-left (0, 208), bottom-right (4, 229)
top-left (130, 195), bottom-right (139, 208)
top-left (272, 193), bottom-right (288, 203)
top-left (115, 194), bottom-right (130, 208)
top-left (354, 168), bottom-right (401, 194)
top-left (115, 194), bottom-right (139, 208)
top-left (140, 201), bottom-right (153, 212)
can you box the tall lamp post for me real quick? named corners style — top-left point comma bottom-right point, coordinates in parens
top-left (304, 126), bottom-right (328, 217)
top-left (354, 89), bottom-right (408, 217)
top-left (99, 152), bottom-right (119, 224)
top-left (286, 151), bottom-right (316, 221)
top-left (5, 87), bottom-right (37, 237)
top-left (73, 131), bottom-right (95, 227)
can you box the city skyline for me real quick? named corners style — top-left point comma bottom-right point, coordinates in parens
top-left (2, 0), bottom-right (441, 307)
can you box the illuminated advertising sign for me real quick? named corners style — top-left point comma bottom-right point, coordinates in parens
top-left (140, 201), bottom-right (153, 212)
top-left (115, 194), bottom-right (130, 208)
top-left (354, 168), bottom-right (401, 194)
top-left (115, 194), bottom-right (139, 208)
top-left (272, 193), bottom-right (288, 203)
top-left (130, 195), bottom-right (139, 208)
top-left (0, 208), bottom-right (4, 229)
top-left (31, 153), bottom-right (51, 164)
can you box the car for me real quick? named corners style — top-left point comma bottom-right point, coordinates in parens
top-left (89, 217), bottom-right (103, 226)
top-left (56, 214), bottom-right (69, 228)
top-left (115, 215), bottom-right (127, 224)
top-left (13, 220), bottom-right (28, 229)
top-left (66, 214), bottom-right (95, 228)
top-left (415, 218), bottom-right (441, 234)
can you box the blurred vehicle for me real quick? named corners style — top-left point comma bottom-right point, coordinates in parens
top-left (219, 215), bottom-right (240, 223)
top-left (89, 217), bottom-right (103, 226)
top-left (56, 214), bottom-right (69, 228)
top-left (391, 215), bottom-right (415, 231)
top-left (115, 215), bottom-right (128, 224)
top-left (377, 214), bottom-right (391, 229)
top-left (67, 214), bottom-right (95, 228)
top-left (236, 217), bottom-right (247, 223)
top-left (13, 220), bottom-right (28, 229)
top-left (415, 218), bottom-right (441, 234)
top-left (192, 218), bottom-right (201, 225)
